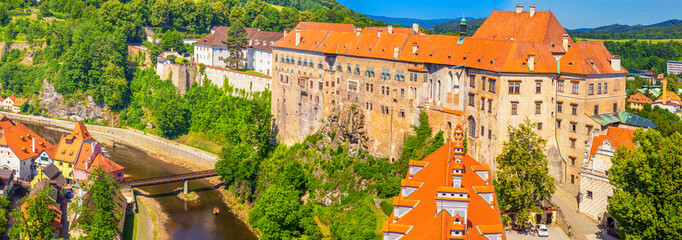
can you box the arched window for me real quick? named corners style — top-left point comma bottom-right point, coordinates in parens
top-left (429, 79), bottom-right (434, 99)
top-left (437, 80), bottom-right (442, 99)
top-left (468, 116), bottom-right (476, 138)
top-left (453, 72), bottom-right (460, 94)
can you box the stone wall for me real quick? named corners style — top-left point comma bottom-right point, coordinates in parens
top-left (200, 65), bottom-right (271, 93)
top-left (127, 44), bottom-right (152, 67)
top-left (4, 113), bottom-right (218, 169)
top-left (157, 62), bottom-right (196, 95)
top-left (579, 171), bottom-right (613, 222)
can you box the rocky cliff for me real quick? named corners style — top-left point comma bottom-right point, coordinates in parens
top-left (39, 80), bottom-right (109, 121)
top-left (318, 105), bottom-right (370, 156)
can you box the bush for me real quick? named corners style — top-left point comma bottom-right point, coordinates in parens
top-left (380, 199), bottom-right (393, 216)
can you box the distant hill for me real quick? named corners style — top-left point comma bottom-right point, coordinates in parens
top-left (569, 19), bottom-right (682, 39)
top-left (365, 15), bottom-right (462, 29)
top-left (433, 18), bottom-right (486, 35)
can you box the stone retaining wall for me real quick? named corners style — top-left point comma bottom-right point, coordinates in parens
top-left (4, 112), bottom-right (218, 169)
top-left (200, 65), bottom-right (271, 93)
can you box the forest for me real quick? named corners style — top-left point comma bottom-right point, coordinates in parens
top-left (603, 40), bottom-right (682, 73)
top-left (571, 22), bottom-right (682, 39)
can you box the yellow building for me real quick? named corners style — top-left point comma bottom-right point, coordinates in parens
top-left (626, 92), bottom-right (653, 110)
top-left (53, 122), bottom-right (93, 182)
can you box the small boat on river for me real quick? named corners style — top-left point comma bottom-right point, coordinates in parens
top-left (213, 207), bottom-right (220, 215)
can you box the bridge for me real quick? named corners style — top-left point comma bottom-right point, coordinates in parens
top-left (121, 169), bottom-right (218, 193)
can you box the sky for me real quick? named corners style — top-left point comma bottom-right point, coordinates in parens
top-left (336, 0), bottom-right (682, 29)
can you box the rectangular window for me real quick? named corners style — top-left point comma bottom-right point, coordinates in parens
top-left (535, 102), bottom-right (542, 114)
top-left (571, 122), bottom-right (577, 132)
top-left (570, 138), bottom-right (576, 148)
top-left (536, 81), bottom-right (542, 93)
top-left (604, 82), bottom-right (608, 94)
top-left (572, 81), bottom-right (579, 94)
top-left (275, 54), bottom-right (278, 62)
top-left (399, 109), bottom-right (405, 118)
top-left (570, 156), bottom-right (576, 166)
top-left (511, 102), bottom-right (518, 115)
top-left (489, 79), bottom-right (496, 93)
top-left (481, 126), bottom-right (485, 137)
top-left (586, 125), bottom-right (593, 135)
top-left (571, 104), bottom-right (578, 115)
top-left (468, 93), bottom-right (475, 107)
top-left (319, 82), bottom-right (323, 90)
top-left (538, 122), bottom-right (543, 130)
top-left (354, 64), bottom-right (360, 74)
top-left (401, 88), bottom-right (405, 98)
top-left (589, 83), bottom-right (594, 95)
top-left (347, 63), bottom-right (351, 73)
top-left (597, 82), bottom-right (602, 94)
top-left (613, 103), bottom-right (617, 113)
top-left (558, 102), bottom-right (563, 113)
top-left (423, 74), bottom-right (428, 83)
top-left (509, 81), bottom-right (521, 94)
top-left (318, 60), bottom-right (323, 69)
top-left (557, 119), bottom-right (562, 128)
top-left (481, 97), bottom-right (486, 110)
top-left (488, 130), bottom-right (492, 140)
top-left (488, 99), bottom-right (492, 113)
top-left (470, 76), bottom-right (476, 88)
top-left (348, 81), bottom-right (358, 92)
top-left (587, 191), bottom-right (593, 199)
top-left (558, 80), bottom-right (565, 92)
top-left (482, 77), bottom-right (486, 90)
top-left (594, 104), bottom-right (599, 115)
top-left (337, 62), bottom-right (342, 71)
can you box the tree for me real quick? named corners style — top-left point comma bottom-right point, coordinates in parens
top-left (228, 5), bottom-right (245, 27)
top-left (248, 185), bottom-right (307, 240)
top-left (0, 4), bottom-right (8, 26)
top-left (154, 98), bottom-right (190, 139)
top-left (280, 160), bottom-right (307, 196)
top-left (252, 14), bottom-right (267, 30)
top-left (8, 189), bottom-right (59, 240)
top-left (224, 21), bottom-right (248, 69)
top-left (607, 130), bottom-right (682, 239)
top-left (79, 167), bottom-right (123, 240)
top-left (279, 7), bottom-right (298, 30)
top-left (150, 0), bottom-right (170, 26)
top-left (496, 119), bottom-right (555, 227)
top-left (160, 30), bottom-right (184, 52)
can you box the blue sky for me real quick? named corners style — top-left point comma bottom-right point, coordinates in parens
top-left (337, 0), bottom-right (682, 29)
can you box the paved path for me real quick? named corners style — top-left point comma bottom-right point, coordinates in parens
top-left (505, 225), bottom-right (569, 240)
top-left (551, 182), bottom-right (619, 240)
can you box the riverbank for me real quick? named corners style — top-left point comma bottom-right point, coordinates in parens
top-left (136, 189), bottom-right (170, 240)
top-left (7, 113), bottom-right (258, 239)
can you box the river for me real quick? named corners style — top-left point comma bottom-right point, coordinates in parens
top-left (26, 124), bottom-right (258, 240)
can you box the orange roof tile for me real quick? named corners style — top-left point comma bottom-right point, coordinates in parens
top-left (73, 142), bottom-right (92, 170)
top-left (0, 124), bottom-right (53, 160)
top-left (0, 115), bottom-right (15, 129)
top-left (627, 92), bottom-right (653, 104)
top-left (408, 160), bottom-right (428, 166)
top-left (401, 179), bottom-right (423, 188)
top-left (560, 41), bottom-right (627, 75)
top-left (393, 197), bottom-right (419, 207)
top-left (8, 96), bottom-right (25, 106)
top-left (72, 121), bottom-right (93, 141)
top-left (657, 91), bottom-right (681, 102)
top-left (88, 153), bottom-right (124, 173)
top-left (588, 127), bottom-right (635, 161)
top-left (473, 186), bottom-right (495, 193)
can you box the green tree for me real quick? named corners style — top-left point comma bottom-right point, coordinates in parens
top-left (154, 98), bottom-right (190, 139)
top-left (79, 167), bottom-right (123, 240)
top-left (279, 7), bottom-right (298, 30)
top-left (252, 14), bottom-right (268, 30)
top-left (228, 5), bottom-right (245, 27)
top-left (150, 0), bottom-right (170, 26)
top-left (608, 130), bottom-right (682, 239)
top-left (249, 185), bottom-right (307, 240)
top-left (496, 119), bottom-right (555, 227)
top-left (100, 61), bottom-right (129, 109)
top-left (261, 6), bottom-right (280, 31)
top-left (8, 189), bottom-right (59, 240)
top-left (0, 4), bottom-right (8, 26)
top-left (160, 30), bottom-right (184, 52)
top-left (224, 21), bottom-right (248, 69)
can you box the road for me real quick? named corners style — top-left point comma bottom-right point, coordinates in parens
top-left (551, 182), bottom-right (619, 240)
top-left (505, 225), bottom-right (569, 240)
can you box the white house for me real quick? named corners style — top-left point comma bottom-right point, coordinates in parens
top-left (2, 96), bottom-right (25, 113)
top-left (0, 124), bottom-right (54, 179)
top-left (194, 27), bottom-right (282, 76)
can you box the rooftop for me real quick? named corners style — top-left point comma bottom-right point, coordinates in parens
top-left (589, 110), bottom-right (657, 129)
top-left (626, 92), bottom-right (653, 104)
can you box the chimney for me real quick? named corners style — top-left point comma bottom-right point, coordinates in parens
top-left (412, 43), bottom-right (418, 55)
top-left (516, 4), bottom-right (523, 13)
top-left (388, 25), bottom-right (393, 34)
top-left (394, 45), bottom-right (399, 59)
top-left (530, 4), bottom-right (536, 17)
top-left (378, 29), bottom-right (383, 38)
top-left (32, 137), bottom-right (35, 153)
top-left (528, 53), bottom-right (535, 72)
top-left (356, 27), bottom-right (362, 37)
top-left (562, 34), bottom-right (570, 51)
top-left (295, 29), bottom-right (301, 47)
top-left (283, 29), bottom-right (288, 36)
top-left (412, 23), bottom-right (419, 33)
top-left (611, 55), bottom-right (621, 72)
top-left (663, 79), bottom-right (668, 104)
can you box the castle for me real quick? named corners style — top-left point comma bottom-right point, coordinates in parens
top-left (270, 4), bottom-right (627, 186)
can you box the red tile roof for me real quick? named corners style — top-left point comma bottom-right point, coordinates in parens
top-left (627, 92), bottom-right (653, 104)
top-left (274, 10), bottom-right (622, 75)
top-left (0, 115), bottom-right (15, 129)
top-left (196, 27), bottom-right (283, 51)
top-left (0, 124), bottom-right (53, 160)
top-left (588, 127), bottom-right (635, 162)
top-left (383, 125), bottom-right (504, 240)
top-left (87, 153), bottom-right (124, 173)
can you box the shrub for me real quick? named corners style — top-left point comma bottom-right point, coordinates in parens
top-left (380, 199), bottom-right (393, 216)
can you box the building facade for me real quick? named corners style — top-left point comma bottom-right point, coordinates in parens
top-left (0, 124), bottom-right (53, 179)
top-left (626, 92), bottom-right (653, 110)
top-left (579, 127), bottom-right (634, 228)
top-left (194, 27), bottom-right (283, 76)
top-left (668, 60), bottom-right (682, 75)
top-left (271, 5), bottom-right (627, 186)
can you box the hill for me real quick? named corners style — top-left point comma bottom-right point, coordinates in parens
top-left (570, 19), bottom-right (682, 39)
top-left (365, 15), bottom-right (460, 29)
top-left (433, 17), bottom-right (486, 34)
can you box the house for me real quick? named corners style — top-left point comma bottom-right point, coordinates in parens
top-left (626, 92), bottom-right (653, 110)
top-left (53, 121), bottom-right (94, 181)
top-left (0, 124), bottom-right (54, 179)
top-left (31, 163), bottom-right (65, 189)
top-left (88, 153), bottom-right (125, 184)
top-left (0, 169), bottom-right (14, 196)
top-left (589, 110), bottom-right (657, 133)
top-left (194, 27), bottom-right (283, 75)
top-left (34, 145), bottom-right (57, 168)
top-left (382, 125), bottom-right (504, 240)
top-left (668, 60), bottom-right (682, 75)
top-left (580, 127), bottom-right (636, 232)
top-left (2, 96), bottom-right (25, 113)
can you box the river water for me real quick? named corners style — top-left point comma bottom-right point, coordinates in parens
top-left (27, 124), bottom-right (258, 240)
